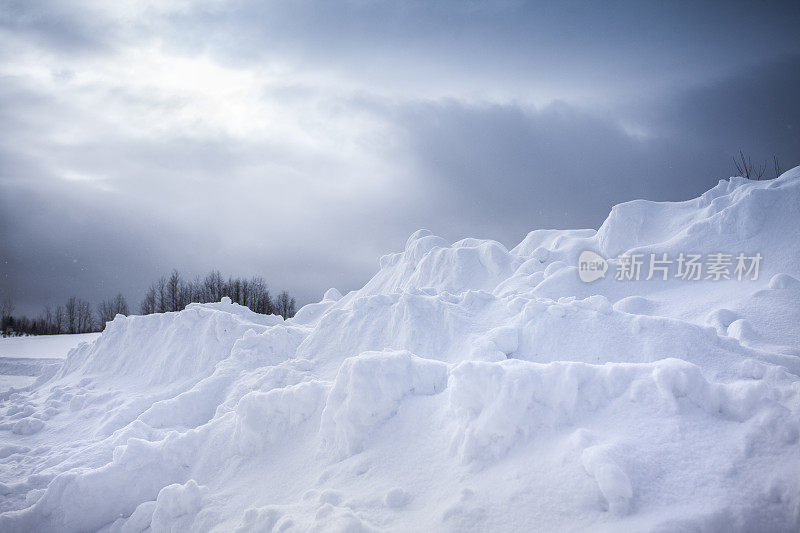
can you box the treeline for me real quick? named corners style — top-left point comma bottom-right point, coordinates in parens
top-left (139, 270), bottom-right (296, 318)
top-left (0, 270), bottom-right (296, 337)
top-left (0, 295), bottom-right (117, 336)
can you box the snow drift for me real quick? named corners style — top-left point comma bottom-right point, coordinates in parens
top-left (1, 170), bottom-right (800, 532)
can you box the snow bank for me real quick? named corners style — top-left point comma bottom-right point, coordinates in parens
top-left (1, 169), bottom-right (800, 531)
top-left (320, 350), bottom-right (448, 458)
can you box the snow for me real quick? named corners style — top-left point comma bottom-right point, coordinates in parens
top-left (0, 334), bottom-right (102, 395)
top-left (0, 376), bottom-right (36, 393)
top-left (0, 333), bottom-right (101, 359)
top-left (1, 169), bottom-right (800, 531)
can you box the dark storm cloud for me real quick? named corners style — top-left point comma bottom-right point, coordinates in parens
top-left (1, 1), bottom-right (799, 316)
top-left (393, 100), bottom-right (721, 242)
top-left (394, 53), bottom-right (800, 243)
top-left (161, 0), bottom-right (800, 107)
top-left (652, 55), bottom-right (800, 162)
top-left (0, 180), bottom-right (168, 312)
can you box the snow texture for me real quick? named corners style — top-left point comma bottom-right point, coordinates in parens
top-left (2, 169), bottom-right (800, 531)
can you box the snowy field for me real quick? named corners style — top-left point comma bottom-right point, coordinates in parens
top-left (1, 171), bottom-right (799, 531)
top-left (0, 334), bottom-right (101, 394)
top-left (0, 333), bottom-right (102, 360)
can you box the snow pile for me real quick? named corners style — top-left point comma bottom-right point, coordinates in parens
top-left (1, 170), bottom-right (800, 531)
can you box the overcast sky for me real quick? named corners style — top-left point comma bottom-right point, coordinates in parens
top-left (1, 0), bottom-right (799, 315)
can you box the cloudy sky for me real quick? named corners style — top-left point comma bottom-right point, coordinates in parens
top-left (1, 0), bottom-right (799, 315)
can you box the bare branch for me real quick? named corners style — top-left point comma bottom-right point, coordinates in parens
top-left (732, 150), bottom-right (768, 180)
top-left (773, 155), bottom-right (783, 179)
top-left (755, 159), bottom-right (766, 180)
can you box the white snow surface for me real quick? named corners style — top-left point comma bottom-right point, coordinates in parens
top-left (0, 333), bottom-right (103, 395)
top-left (2, 171), bottom-right (800, 531)
top-left (0, 333), bottom-right (101, 360)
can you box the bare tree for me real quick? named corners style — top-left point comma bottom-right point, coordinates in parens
top-left (64, 297), bottom-right (95, 333)
top-left (137, 269), bottom-right (291, 317)
top-left (140, 285), bottom-right (157, 315)
top-left (113, 293), bottom-right (129, 316)
top-left (167, 270), bottom-right (182, 312)
top-left (76, 299), bottom-right (94, 333)
top-left (178, 281), bottom-right (192, 310)
top-left (97, 294), bottom-right (127, 326)
top-left (43, 305), bottom-right (54, 334)
top-left (733, 150), bottom-right (766, 180)
top-left (204, 270), bottom-right (224, 302)
top-left (156, 276), bottom-right (168, 313)
top-left (256, 289), bottom-right (274, 315)
top-left (248, 277), bottom-right (273, 314)
top-left (275, 291), bottom-right (296, 319)
top-left (97, 300), bottom-right (115, 325)
top-left (66, 297), bottom-right (78, 334)
top-left (240, 278), bottom-right (250, 308)
top-left (227, 276), bottom-right (242, 304)
top-left (773, 155), bottom-right (783, 179)
top-left (180, 276), bottom-right (201, 308)
top-left (54, 305), bottom-right (65, 334)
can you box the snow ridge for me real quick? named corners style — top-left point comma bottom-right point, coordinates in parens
top-left (1, 169), bottom-right (800, 531)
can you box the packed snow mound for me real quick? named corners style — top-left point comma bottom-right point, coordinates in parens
top-left (1, 169), bottom-right (800, 532)
top-left (59, 301), bottom-right (281, 386)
